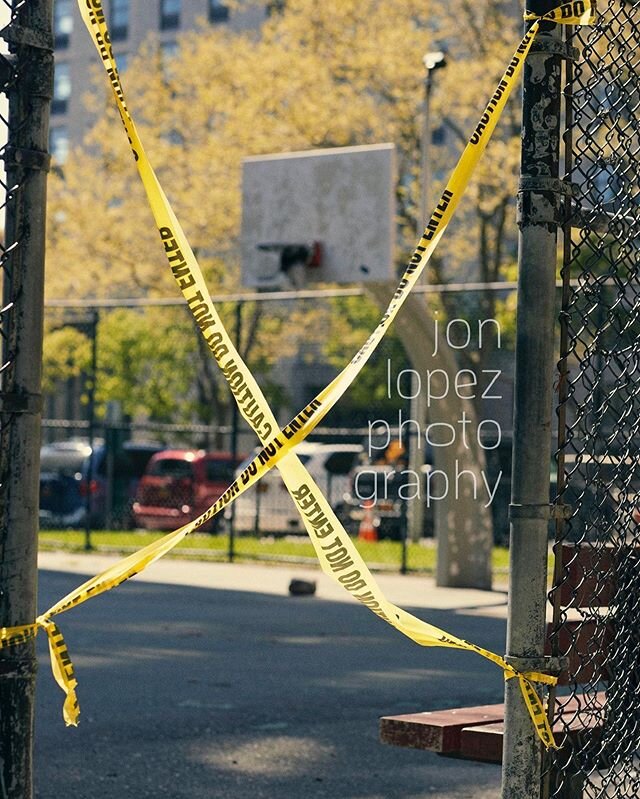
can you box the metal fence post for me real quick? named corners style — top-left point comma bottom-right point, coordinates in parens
top-left (83, 310), bottom-right (98, 549)
top-left (228, 300), bottom-right (242, 562)
top-left (0, 1), bottom-right (53, 797)
top-left (501, 3), bottom-right (563, 797)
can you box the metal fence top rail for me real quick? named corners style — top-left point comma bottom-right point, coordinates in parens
top-left (44, 278), bottom-right (592, 309)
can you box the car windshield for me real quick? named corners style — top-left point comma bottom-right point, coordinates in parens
top-left (324, 450), bottom-right (361, 475)
top-left (147, 459), bottom-right (194, 479)
top-left (119, 446), bottom-right (164, 478)
top-left (40, 448), bottom-right (89, 473)
top-left (205, 459), bottom-right (237, 482)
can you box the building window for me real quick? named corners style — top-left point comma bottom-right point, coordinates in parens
top-left (160, 41), bottom-right (179, 80)
top-left (52, 62), bottom-right (71, 114)
top-left (208, 0), bottom-right (229, 23)
top-left (160, 0), bottom-right (181, 30)
top-left (50, 126), bottom-right (70, 165)
top-left (266, 1), bottom-right (285, 15)
top-left (110, 0), bottom-right (130, 41)
top-left (160, 40), bottom-right (179, 65)
top-left (54, 0), bottom-right (74, 48)
top-left (432, 125), bottom-right (446, 146)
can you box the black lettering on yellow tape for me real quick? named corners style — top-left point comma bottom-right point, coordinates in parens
top-left (525, 0), bottom-right (596, 23)
top-left (0, 625), bottom-right (37, 648)
top-left (422, 189), bottom-right (455, 240)
top-left (519, 677), bottom-right (557, 749)
top-left (84, 0), bottom-right (105, 26)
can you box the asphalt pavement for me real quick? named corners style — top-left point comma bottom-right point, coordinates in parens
top-left (35, 552), bottom-right (508, 799)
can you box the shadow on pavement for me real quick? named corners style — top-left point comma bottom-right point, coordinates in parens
top-left (35, 569), bottom-right (504, 799)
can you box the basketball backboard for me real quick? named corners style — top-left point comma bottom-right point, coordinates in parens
top-left (241, 143), bottom-right (396, 289)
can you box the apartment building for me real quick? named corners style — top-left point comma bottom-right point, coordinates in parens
top-left (50, 0), bottom-right (269, 160)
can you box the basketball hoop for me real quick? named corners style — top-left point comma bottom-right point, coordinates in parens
top-left (255, 241), bottom-right (323, 289)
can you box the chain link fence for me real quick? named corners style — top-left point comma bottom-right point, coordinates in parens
top-left (39, 289), bottom-right (514, 574)
top-left (546, 2), bottom-right (640, 796)
top-left (0, 0), bottom-right (25, 518)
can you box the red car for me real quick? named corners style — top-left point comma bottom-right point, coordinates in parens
top-left (132, 449), bottom-right (240, 532)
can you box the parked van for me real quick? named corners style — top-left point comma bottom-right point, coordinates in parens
top-left (39, 439), bottom-right (164, 529)
top-left (132, 449), bottom-right (242, 532)
top-left (227, 442), bottom-right (363, 535)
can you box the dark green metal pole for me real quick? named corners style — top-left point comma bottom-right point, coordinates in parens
top-left (84, 310), bottom-right (98, 550)
top-left (228, 301), bottom-right (242, 562)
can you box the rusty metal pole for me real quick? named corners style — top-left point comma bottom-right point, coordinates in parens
top-left (0, 2), bottom-right (53, 797)
top-left (501, 2), bottom-right (564, 797)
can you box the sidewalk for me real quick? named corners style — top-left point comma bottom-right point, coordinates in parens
top-left (38, 549), bottom-right (508, 618)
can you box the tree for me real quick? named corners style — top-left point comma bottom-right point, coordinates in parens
top-left (45, 0), bottom-right (522, 423)
top-left (42, 323), bottom-right (92, 395)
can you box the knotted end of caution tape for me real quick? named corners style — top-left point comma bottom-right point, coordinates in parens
top-left (1, 617), bottom-right (79, 725)
top-left (504, 666), bottom-right (559, 750)
top-left (36, 616), bottom-right (80, 727)
top-left (461, 646), bottom-right (559, 749)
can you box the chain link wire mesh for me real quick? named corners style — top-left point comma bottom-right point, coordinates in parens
top-left (0, 0), bottom-right (30, 517)
top-left (546, 2), bottom-right (640, 796)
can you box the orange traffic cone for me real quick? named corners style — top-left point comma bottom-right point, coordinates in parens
top-left (358, 499), bottom-right (378, 541)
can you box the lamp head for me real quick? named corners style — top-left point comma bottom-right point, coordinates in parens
top-left (423, 51), bottom-right (447, 71)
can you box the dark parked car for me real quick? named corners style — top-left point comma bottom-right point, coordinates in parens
top-left (334, 463), bottom-right (434, 540)
top-left (334, 465), bottom-right (406, 540)
top-left (39, 439), bottom-right (164, 529)
top-left (132, 449), bottom-right (242, 532)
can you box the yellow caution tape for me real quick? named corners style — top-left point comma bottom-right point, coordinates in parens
top-left (0, 1), bottom-right (594, 744)
top-left (526, 0), bottom-right (597, 25)
top-left (1, 618), bottom-right (79, 726)
top-left (37, 617), bottom-right (80, 726)
top-left (0, 623), bottom-right (38, 648)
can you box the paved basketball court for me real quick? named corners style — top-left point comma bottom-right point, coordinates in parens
top-left (35, 553), bottom-right (507, 798)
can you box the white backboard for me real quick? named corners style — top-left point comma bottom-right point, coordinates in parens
top-left (241, 143), bottom-right (396, 289)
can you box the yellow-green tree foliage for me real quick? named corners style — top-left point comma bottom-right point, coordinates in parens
top-left (45, 0), bottom-right (521, 421)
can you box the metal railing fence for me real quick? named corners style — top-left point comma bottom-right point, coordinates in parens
top-left (39, 292), bottom-right (515, 574)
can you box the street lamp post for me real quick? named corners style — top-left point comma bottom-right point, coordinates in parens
top-left (407, 51), bottom-right (447, 545)
top-left (419, 51), bottom-right (447, 235)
